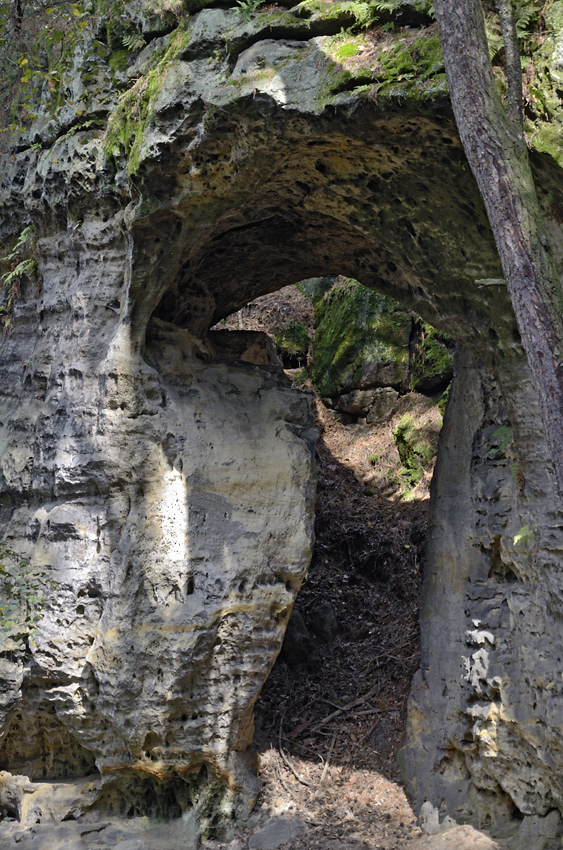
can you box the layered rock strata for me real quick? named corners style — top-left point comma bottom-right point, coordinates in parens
top-left (0, 226), bottom-right (316, 834)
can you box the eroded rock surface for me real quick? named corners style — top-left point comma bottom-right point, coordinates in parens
top-left (1, 0), bottom-right (563, 842)
top-left (0, 279), bottom-right (316, 833)
top-left (404, 349), bottom-right (563, 842)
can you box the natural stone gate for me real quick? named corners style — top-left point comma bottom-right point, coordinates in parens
top-left (2, 14), bottom-right (563, 842)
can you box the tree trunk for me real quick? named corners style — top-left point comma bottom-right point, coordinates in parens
top-left (494, 0), bottom-right (523, 127)
top-left (434, 0), bottom-right (563, 493)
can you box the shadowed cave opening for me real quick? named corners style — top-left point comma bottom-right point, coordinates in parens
top-left (201, 278), bottom-right (447, 791)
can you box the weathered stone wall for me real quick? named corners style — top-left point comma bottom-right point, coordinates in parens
top-left (0, 214), bottom-right (316, 834)
top-left (405, 347), bottom-right (563, 844)
top-left (2, 0), bottom-right (563, 843)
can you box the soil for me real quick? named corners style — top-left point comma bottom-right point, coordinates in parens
top-left (214, 285), bottom-right (448, 848)
top-left (247, 390), bottom-right (432, 850)
top-left (213, 285), bottom-right (315, 348)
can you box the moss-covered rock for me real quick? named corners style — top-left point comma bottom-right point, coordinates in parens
top-left (409, 322), bottom-right (453, 392)
top-left (274, 319), bottom-right (310, 363)
top-left (393, 412), bottom-right (434, 489)
top-left (310, 277), bottom-right (412, 398)
top-left (307, 277), bottom-right (452, 406)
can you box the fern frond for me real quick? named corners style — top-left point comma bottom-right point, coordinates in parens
top-left (122, 33), bottom-right (145, 51)
top-left (484, 14), bottom-right (503, 60)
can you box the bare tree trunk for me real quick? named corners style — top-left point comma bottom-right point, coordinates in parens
top-left (434, 0), bottom-right (563, 493)
top-left (494, 0), bottom-right (523, 127)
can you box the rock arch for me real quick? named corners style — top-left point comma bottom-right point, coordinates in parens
top-left (2, 9), bottom-right (563, 841)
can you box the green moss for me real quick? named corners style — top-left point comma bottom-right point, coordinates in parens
top-left (527, 116), bottom-right (563, 165)
top-left (297, 278), bottom-right (333, 300)
top-left (374, 28), bottom-right (445, 101)
top-left (410, 0), bottom-right (434, 12)
top-left (315, 59), bottom-right (354, 107)
top-left (275, 321), bottom-right (310, 358)
top-left (103, 24), bottom-right (190, 174)
top-left (315, 31), bottom-right (382, 107)
top-left (438, 382), bottom-right (451, 417)
top-left (294, 0), bottom-right (398, 28)
top-left (410, 323), bottom-right (453, 390)
top-left (393, 414), bottom-right (434, 489)
top-left (490, 2), bottom-right (563, 166)
top-left (336, 42), bottom-right (361, 60)
top-left (523, 32), bottom-right (563, 166)
top-left (109, 49), bottom-right (130, 73)
top-left (310, 278), bottom-right (410, 397)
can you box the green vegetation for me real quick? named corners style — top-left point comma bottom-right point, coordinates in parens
top-left (514, 525), bottom-right (534, 547)
top-left (293, 367), bottom-right (309, 385)
top-left (307, 277), bottom-right (452, 400)
top-left (336, 42), bottom-right (362, 60)
top-left (310, 278), bottom-right (411, 398)
top-left (274, 320), bottom-right (310, 362)
top-left (0, 225), bottom-right (37, 335)
top-left (484, 425), bottom-right (512, 460)
top-left (103, 24), bottom-right (191, 173)
top-left (236, 0), bottom-right (266, 20)
top-left (438, 382), bottom-right (451, 417)
top-left (294, 0), bottom-right (399, 28)
top-left (0, 0), bottom-right (180, 143)
top-left (409, 322), bottom-right (453, 390)
top-left (374, 28), bottom-right (447, 100)
top-left (109, 48), bottom-right (132, 74)
top-left (393, 413), bottom-right (434, 489)
top-left (484, 0), bottom-right (550, 59)
top-left (0, 2), bottom-right (93, 134)
top-left (0, 0), bottom-right (558, 154)
top-left (0, 0), bottom-right (445, 142)
top-left (480, 0), bottom-right (563, 166)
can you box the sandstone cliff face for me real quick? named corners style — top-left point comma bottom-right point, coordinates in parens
top-left (2, 0), bottom-right (563, 842)
top-left (0, 212), bottom-right (316, 833)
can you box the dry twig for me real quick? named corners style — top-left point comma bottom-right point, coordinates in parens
top-left (279, 718), bottom-right (312, 787)
top-left (320, 733), bottom-right (337, 784)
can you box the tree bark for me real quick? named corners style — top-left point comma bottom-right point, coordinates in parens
top-left (494, 0), bottom-right (523, 127)
top-left (434, 0), bottom-right (563, 493)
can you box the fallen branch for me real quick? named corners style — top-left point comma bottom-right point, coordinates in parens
top-left (320, 733), bottom-right (336, 784)
top-left (275, 759), bottom-right (296, 798)
top-left (279, 718), bottom-right (312, 786)
top-left (289, 683), bottom-right (382, 738)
